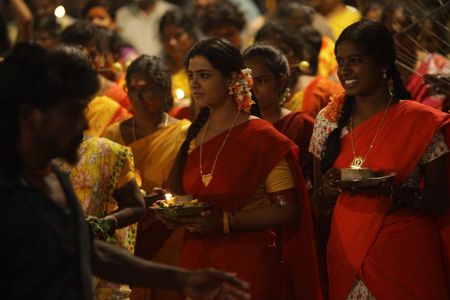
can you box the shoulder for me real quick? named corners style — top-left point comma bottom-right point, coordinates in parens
top-left (116, 4), bottom-right (139, 18)
top-left (156, 1), bottom-right (176, 14)
top-left (292, 111), bottom-right (315, 125)
top-left (396, 100), bottom-right (448, 121)
top-left (81, 137), bottom-right (130, 161)
top-left (247, 119), bottom-right (293, 144)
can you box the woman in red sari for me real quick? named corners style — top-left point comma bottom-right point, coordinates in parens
top-left (310, 20), bottom-right (450, 299)
top-left (163, 38), bottom-right (323, 300)
top-left (243, 43), bottom-right (315, 189)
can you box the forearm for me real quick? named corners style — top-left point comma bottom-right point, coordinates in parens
top-left (109, 179), bottom-right (146, 228)
top-left (228, 202), bottom-right (298, 231)
top-left (106, 206), bottom-right (145, 229)
top-left (92, 239), bottom-right (188, 290)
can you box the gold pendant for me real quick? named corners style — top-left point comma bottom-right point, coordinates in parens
top-left (201, 174), bottom-right (212, 186)
top-left (351, 156), bottom-right (364, 168)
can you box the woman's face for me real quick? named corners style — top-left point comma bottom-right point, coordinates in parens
top-left (127, 73), bottom-right (165, 115)
top-left (86, 6), bottom-right (114, 29)
top-left (245, 56), bottom-right (284, 110)
top-left (336, 40), bottom-right (384, 97)
top-left (161, 24), bottom-right (195, 62)
top-left (188, 55), bottom-right (231, 109)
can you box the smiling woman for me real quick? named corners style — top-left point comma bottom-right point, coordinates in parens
top-left (310, 20), bottom-right (450, 299)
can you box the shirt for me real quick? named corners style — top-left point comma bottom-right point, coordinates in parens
top-left (0, 165), bottom-right (93, 300)
top-left (116, 1), bottom-right (176, 56)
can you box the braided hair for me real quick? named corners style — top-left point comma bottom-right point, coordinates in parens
top-left (320, 19), bottom-right (410, 173)
top-left (166, 38), bottom-right (245, 194)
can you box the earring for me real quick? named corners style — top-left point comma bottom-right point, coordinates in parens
top-left (298, 61), bottom-right (311, 73)
top-left (382, 69), bottom-right (388, 80)
top-left (279, 88), bottom-right (291, 105)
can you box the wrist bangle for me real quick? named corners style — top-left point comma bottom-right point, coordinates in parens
top-left (222, 211), bottom-right (230, 234)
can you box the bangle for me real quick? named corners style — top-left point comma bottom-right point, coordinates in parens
top-left (222, 211), bottom-right (230, 234)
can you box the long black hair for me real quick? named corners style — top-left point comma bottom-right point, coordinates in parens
top-left (0, 43), bottom-right (99, 172)
top-left (320, 19), bottom-right (410, 173)
top-left (166, 37), bottom-right (245, 194)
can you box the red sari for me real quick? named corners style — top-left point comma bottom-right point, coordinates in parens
top-left (181, 119), bottom-right (323, 300)
top-left (274, 112), bottom-right (315, 179)
top-left (328, 100), bottom-right (450, 299)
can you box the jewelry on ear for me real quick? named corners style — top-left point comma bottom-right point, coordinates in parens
top-left (382, 69), bottom-right (388, 80)
top-left (298, 60), bottom-right (311, 73)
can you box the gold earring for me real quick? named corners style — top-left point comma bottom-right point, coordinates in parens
top-left (298, 61), bottom-right (311, 73)
top-left (382, 69), bottom-right (387, 80)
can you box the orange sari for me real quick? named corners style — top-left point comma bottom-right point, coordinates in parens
top-left (85, 95), bottom-right (131, 137)
top-left (103, 83), bottom-right (132, 112)
top-left (285, 77), bottom-right (343, 118)
top-left (181, 119), bottom-right (323, 300)
top-left (328, 100), bottom-right (450, 299)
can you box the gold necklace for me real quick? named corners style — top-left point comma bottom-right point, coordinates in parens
top-left (199, 110), bottom-right (240, 187)
top-left (350, 95), bottom-right (393, 168)
top-left (132, 112), bottom-right (169, 142)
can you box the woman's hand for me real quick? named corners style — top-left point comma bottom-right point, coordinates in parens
top-left (337, 181), bottom-right (392, 199)
top-left (178, 207), bottom-right (222, 234)
top-left (321, 167), bottom-right (342, 198)
top-left (181, 269), bottom-right (250, 300)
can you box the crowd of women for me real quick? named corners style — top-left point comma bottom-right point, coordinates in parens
top-left (1, 0), bottom-right (449, 299)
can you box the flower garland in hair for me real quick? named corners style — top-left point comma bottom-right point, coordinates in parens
top-left (230, 68), bottom-right (254, 113)
top-left (323, 92), bottom-right (345, 123)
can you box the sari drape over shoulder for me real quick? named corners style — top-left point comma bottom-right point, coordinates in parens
top-left (181, 119), bottom-right (323, 300)
top-left (328, 100), bottom-right (450, 299)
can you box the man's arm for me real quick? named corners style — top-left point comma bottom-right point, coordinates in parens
top-left (91, 240), bottom-right (250, 299)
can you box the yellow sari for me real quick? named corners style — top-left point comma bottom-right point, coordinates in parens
top-left (59, 137), bottom-right (137, 300)
top-left (85, 95), bottom-right (132, 137)
top-left (104, 119), bottom-right (190, 300)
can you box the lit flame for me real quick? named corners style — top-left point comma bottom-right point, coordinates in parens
top-left (175, 88), bottom-right (185, 99)
top-left (165, 193), bottom-right (173, 200)
top-left (54, 5), bottom-right (66, 18)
